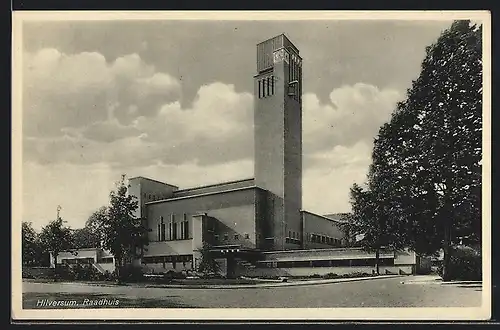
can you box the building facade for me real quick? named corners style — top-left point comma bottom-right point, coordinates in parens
top-left (118, 34), bottom-right (427, 277)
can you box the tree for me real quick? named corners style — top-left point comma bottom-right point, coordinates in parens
top-left (22, 222), bottom-right (41, 266)
top-left (196, 242), bottom-right (221, 275)
top-left (71, 227), bottom-right (101, 250)
top-left (353, 20), bottom-right (482, 281)
top-left (95, 175), bottom-right (149, 281)
top-left (39, 216), bottom-right (73, 278)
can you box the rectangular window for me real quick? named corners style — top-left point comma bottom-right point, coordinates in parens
top-left (285, 237), bottom-right (290, 243)
top-left (266, 77), bottom-right (270, 96)
top-left (258, 80), bottom-right (262, 98)
top-left (160, 223), bottom-right (166, 241)
top-left (157, 224), bottom-right (161, 241)
top-left (288, 230), bottom-right (291, 238)
top-left (223, 233), bottom-right (229, 241)
top-left (183, 221), bottom-right (189, 239)
top-left (214, 234), bottom-right (219, 242)
top-left (172, 222), bottom-right (177, 240)
top-left (271, 76), bottom-right (274, 95)
top-left (244, 233), bottom-right (250, 239)
top-left (234, 234), bottom-right (239, 240)
top-left (262, 79), bottom-right (266, 97)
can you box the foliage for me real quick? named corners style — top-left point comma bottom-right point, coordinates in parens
top-left (196, 242), bottom-right (221, 275)
top-left (437, 245), bottom-right (482, 281)
top-left (22, 222), bottom-right (42, 266)
top-left (345, 20), bottom-right (482, 281)
top-left (71, 227), bottom-right (101, 249)
top-left (89, 175), bottom-right (149, 281)
top-left (39, 217), bottom-right (73, 273)
top-left (117, 264), bottom-right (145, 283)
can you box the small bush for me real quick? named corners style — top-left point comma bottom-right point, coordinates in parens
top-left (165, 270), bottom-right (188, 280)
top-left (323, 273), bottom-right (339, 279)
top-left (438, 245), bottom-right (481, 281)
top-left (118, 264), bottom-right (144, 282)
top-left (309, 274), bottom-right (322, 279)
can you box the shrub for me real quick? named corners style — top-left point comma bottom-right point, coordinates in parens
top-left (323, 273), bottom-right (339, 279)
top-left (438, 245), bottom-right (481, 281)
top-left (165, 270), bottom-right (188, 280)
top-left (118, 264), bottom-right (144, 283)
top-left (309, 274), bottom-right (322, 279)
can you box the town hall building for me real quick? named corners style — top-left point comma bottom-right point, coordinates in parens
top-left (53, 35), bottom-right (428, 278)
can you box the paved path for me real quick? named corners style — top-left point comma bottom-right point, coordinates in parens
top-left (23, 276), bottom-right (482, 308)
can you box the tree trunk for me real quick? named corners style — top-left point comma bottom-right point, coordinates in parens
top-left (375, 248), bottom-right (380, 275)
top-left (53, 253), bottom-right (58, 282)
top-left (442, 223), bottom-right (452, 282)
top-left (115, 258), bottom-right (122, 283)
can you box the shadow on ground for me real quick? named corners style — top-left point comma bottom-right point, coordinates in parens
top-left (23, 292), bottom-right (192, 309)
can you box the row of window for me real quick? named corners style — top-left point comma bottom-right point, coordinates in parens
top-left (309, 233), bottom-right (342, 247)
top-left (156, 215), bottom-right (189, 242)
top-left (257, 258), bottom-right (395, 269)
top-left (286, 230), bottom-right (301, 245)
top-left (286, 231), bottom-right (343, 247)
top-left (258, 76), bottom-right (275, 99)
top-left (99, 257), bottom-right (114, 264)
top-left (142, 254), bottom-right (193, 265)
top-left (143, 192), bottom-right (167, 201)
top-left (214, 233), bottom-right (250, 241)
top-left (288, 60), bottom-right (301, 102)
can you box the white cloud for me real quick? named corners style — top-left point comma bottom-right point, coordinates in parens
top-left (303, 83), bottom-right (402, 152)
top-left (21, 48), bottom-right (403, 226)
top-left (23, 49), bottom-right (181, 137)
top-left (303, 141), bottom-right (372, 214)
top-left (22, 159), bottom-right (253, 230)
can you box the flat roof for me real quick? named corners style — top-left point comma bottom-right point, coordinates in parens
top-left (145, 186), bottom-right (261, 205)
top-left (256, 33), bottom-right (300, 54)
top-left (258, 255), bottom-right (395, 263)
top-left (128, 176), bottom-right (179, 189)
top-left (174, 177), bottom-right (255, 193)
top-left (300, 210), bottom-right (347, 224)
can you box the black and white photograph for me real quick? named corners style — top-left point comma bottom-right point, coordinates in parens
top-left (12, 11), bottom-right (491, 321)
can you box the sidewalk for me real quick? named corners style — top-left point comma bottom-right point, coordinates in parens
top-left (24, 274), bottom-right (405, 290)
top-left (400, 275), bottom-right (482, 286)
top-left (141, 274), bottom-right (405, 289)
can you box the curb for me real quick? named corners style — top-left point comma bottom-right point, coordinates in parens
top-left (24, 275), bottom-right (405, 290)
top-left (141, 275), bottom-right (405, 289)
top-left (441, 281), bottom-right (482, 285)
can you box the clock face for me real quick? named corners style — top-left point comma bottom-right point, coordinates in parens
top-left (273, 49), bottom-right (284, 63)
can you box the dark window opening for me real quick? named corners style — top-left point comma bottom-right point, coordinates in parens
top-left (172, 222), bottom-right (177, 240)
top-left (223, 233), bottom-right (229, 241)
top-left (234, 234), bottom-right (239, 240)
top-left (244, 233), bottom-right (250, 239)
top-left (160, 223), bottom-right (166, 241)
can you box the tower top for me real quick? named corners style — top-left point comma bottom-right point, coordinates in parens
top-left (256, 34), bottom-right (300, 73)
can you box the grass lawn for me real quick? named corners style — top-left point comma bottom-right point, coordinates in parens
top-left (23, 292), bottom-right (189, 309)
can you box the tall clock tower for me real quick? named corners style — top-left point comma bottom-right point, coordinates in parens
top-left (254, 34), bottom-right (303, 250)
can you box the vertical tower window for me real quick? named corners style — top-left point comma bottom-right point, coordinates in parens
top-left (262, 79), bottom-right (267, 97)
top-left (172, 221), bottom-right (178, 240)
top-left (266, 77), bottom-right (270, 96)
top-left (271, 76), bottom-right (274, 95)
top-left (181, 214), bottom-right (189, 239)
top-left (258, 80), bottom-right (262, 98)
top-left (160, 217), bottom-right (166, 241)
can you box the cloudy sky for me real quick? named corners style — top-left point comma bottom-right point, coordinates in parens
top-left (20, 16), bottom-right (455, 230)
